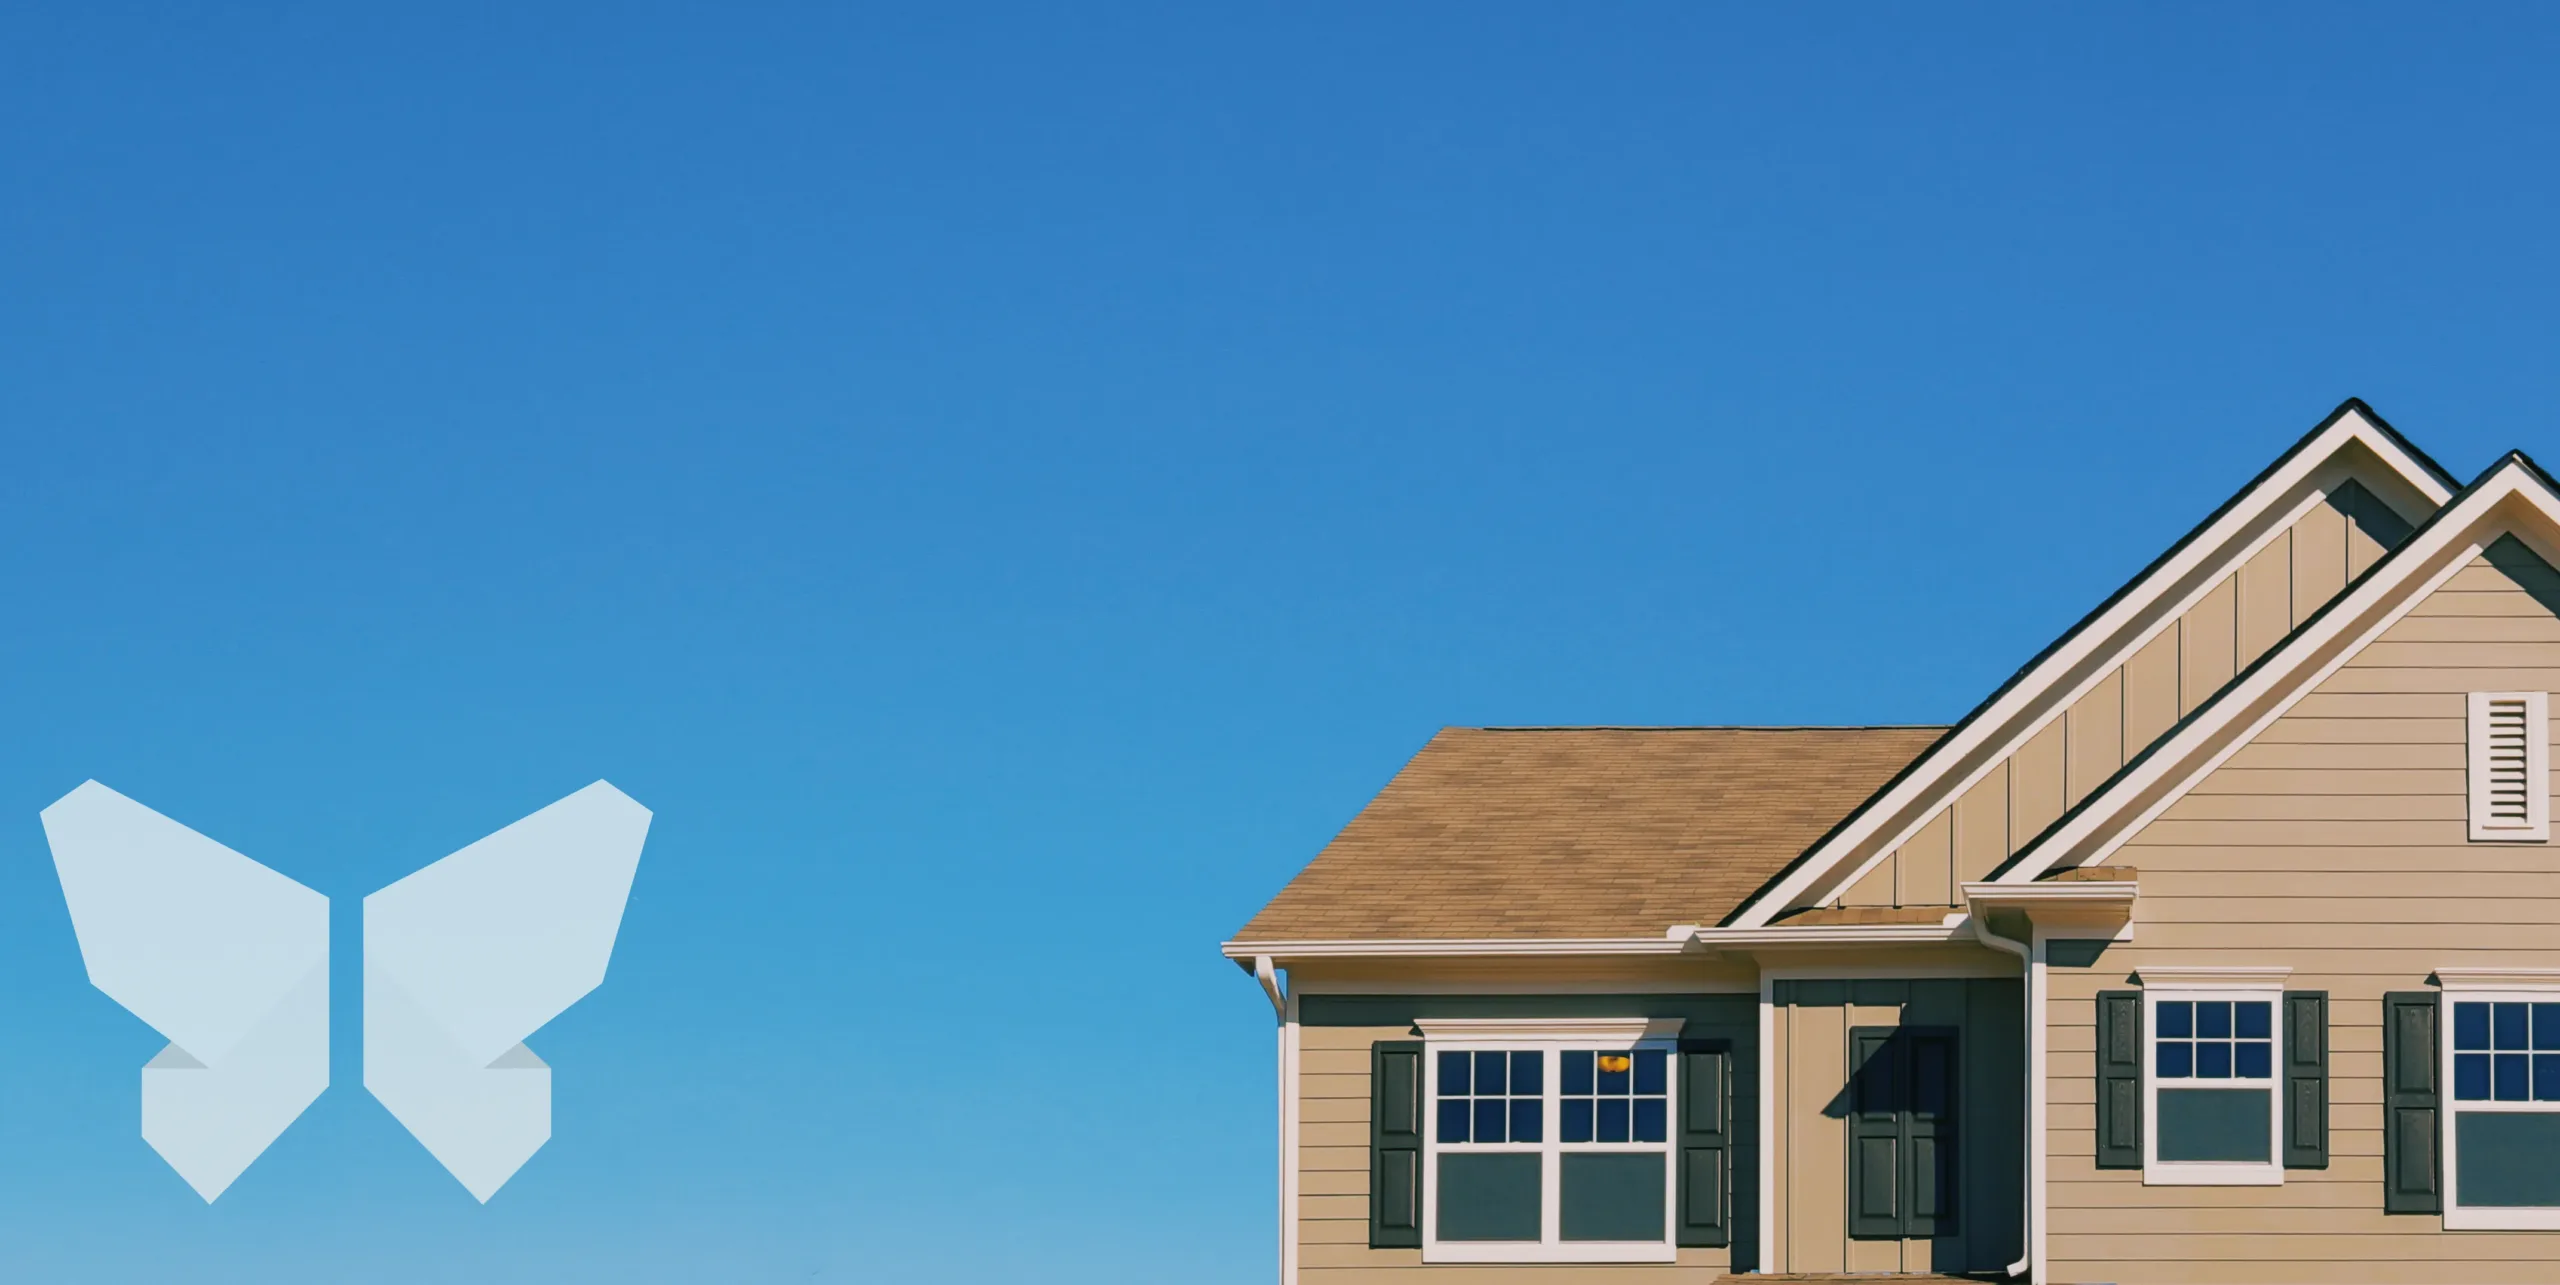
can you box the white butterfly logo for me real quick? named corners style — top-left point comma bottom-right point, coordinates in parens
top-left (41, 779), bottom-right (649, 1202)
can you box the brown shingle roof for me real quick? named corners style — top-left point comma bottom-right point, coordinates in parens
top-left (1233, 726), bottom-right (1947, 941)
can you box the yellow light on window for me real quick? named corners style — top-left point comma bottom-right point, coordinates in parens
top-left (1597, 1054), bottom-right (1632, 1074)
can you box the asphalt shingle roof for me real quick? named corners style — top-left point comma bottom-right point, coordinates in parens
top-left (1232, 725), bottom-right (1947, 941)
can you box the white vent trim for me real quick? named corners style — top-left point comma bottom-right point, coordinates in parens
top-left (2467, 690), bottom-right (2549, 842)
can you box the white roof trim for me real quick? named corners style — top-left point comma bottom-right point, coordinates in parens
top-left (2435, 968), bottom-right (2560, 991)
top-left (1415, 1017), bottom-right (1687, 1041)
top-left (1994, 456), bottom-right (2560, 882)
top-left (1693, 922), bottom-right (1974, 946)
top-left (1730, 405), bottom-right (2452, 927)
top-left (1960, 880), bottom-right (2137, 905)
top-left (1221, 936), bottom-right (1691, 960)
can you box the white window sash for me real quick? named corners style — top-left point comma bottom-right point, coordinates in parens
top-left (2441, 988), bottom-right (2560, 1230)
top-left (2143, 985), bottom-right (2284, 1186)
top-left (1420, 1037), bottom-right (1679, 1264)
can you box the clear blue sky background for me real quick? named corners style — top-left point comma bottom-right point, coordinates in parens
top-left (1, 4), bottom-right (2557, 1281)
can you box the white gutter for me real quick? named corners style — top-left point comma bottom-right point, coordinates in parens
top-left (1252, 956), bottom-right (1298, 1285)
top-left (1971, 914), bottom-right (2038, 1281)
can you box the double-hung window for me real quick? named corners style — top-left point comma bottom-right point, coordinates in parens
top-left (2144, 981), bottom-right (2283, 1185)
top-left (2442, 987), bottom-right (2560, 1228)
top-left (1416, 1018), bottom-right (1683, 1263)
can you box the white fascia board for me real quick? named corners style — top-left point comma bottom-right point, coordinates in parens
top-left (1691, 922), bottom-right (1973, 947)
top-left (1995, 458), bottom-right (2560, 882)
top-left (1729, 406), bottom-right (2452, 928)
top-left (1959, 880), bottom-right (2138, 905)
top-left (1220, 936), bottom-right (1691, 961)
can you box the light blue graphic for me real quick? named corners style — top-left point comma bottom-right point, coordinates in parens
top-left (41, 781), bottom-right (332, 1202)
top-left (363, 781), bottom-right (651, 1202)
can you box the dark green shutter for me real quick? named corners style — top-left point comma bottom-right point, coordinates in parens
top-left (1676, 1039), bottom-right (1731, 1247)
top-left (1847, 1026), bottom-right (1904, 1239)
top-left (1906, 1029), bottom-right (1958, 1237)
top-left (2282, 991), bottom-right (2328, 1169)
top-left (2094, 991), bottom-right (2143, 1169)
top-left (2382, 992), bottom-right (2441, 1215)
top-left (1370, 1040), bottom-right (1423, 1247)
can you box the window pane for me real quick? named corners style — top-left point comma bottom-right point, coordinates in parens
top-left (1440, 1051), bottom-right (1472, 1097)
top-left (1437, 1153), bottom-right (1541, 1241)
top-left (1562, 1098), bottom-right (1594, 1143)
top-left (1563, 1050), bottom-right (1594, 1096)
top-left (2197, 1042), bottom-right (2232, 1079)
top-left (2236, 1040), bottom-right (2272, 1079)
top-left (2235, 1001), bottom-right (2271, 1040)
top-left (1598, 1053), bottom-right (1631, 1095)
top-left (1560, 1152), bottom-right (1667, 1242)
top-left (2456, 1112), bottom-right (2560, 1209)
top-left (1633, 1048), bottom-right (1667, 1096)
top-left (2157, 1042), bottom-right (2193, 1079)
top-left (1560, 1152), bottom-right (1666, 1242)
top-left (2457, 1002), bottom-right (2492, 1052)
top-left (1599, 1098), bottom-right (1631, 1143)
top-left (2457, 1052), bottom-right (2493, 1101)
top-left (1476, 1051), bottom-right (1508, 1096)
top-left (1474, 1098), bottom-right (1508, 1143)
top-left (1511, 1051), bottom-right (1543, 1096)
top-left (1510, 1098), bottom-right (1542, 1144)
top-left (2537, 1054), bottom-right (2560, 1103)
top-left (1633, 1097), bottom-right (1668, 1143)
top-left (2497, 1053), bottom-right (2531, 1102)
top-left (2197, 1002), bottom-right (2233, 1039)
top-left (1438, 1098), bottom-right (1472, 1143)
top-left (2498, 1003), bottom-right (2532, 1051)
top-left (2157, 1001), bottom-right (2193, 1038)
top-left (2156, 1088), bottom-right (2271, 1162)
top-left (2537, 1004), bottom-right (2560, 1052)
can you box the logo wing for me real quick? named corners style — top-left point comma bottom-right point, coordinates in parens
top-left (41, 781), bottom-right (331, 1202)
top-left (362, 780), bottom-right (649, 1201)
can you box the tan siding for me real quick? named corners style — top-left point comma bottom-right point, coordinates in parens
top-left (1896, 810), bottom-right (1955, 908)
top-left (1822, 485), bottom-right (2404, 911)
top-left (1952, 766), bottom-right (2010, 885)
top-left (2237, 531), bottom-right (2293, 667)
top-left (2047, 547), bottom-right (2560, 1284)
top-left (2181, 574), bottom-right (2238, 713)
top-left (2066, 669), bottom-right (2124, 806)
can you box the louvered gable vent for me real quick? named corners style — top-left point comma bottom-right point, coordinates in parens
top-left (2467, 691), bottom-right (2549, 841)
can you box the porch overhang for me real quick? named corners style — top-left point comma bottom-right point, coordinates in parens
top-left (1960, 871), bottom-right (2139, 940)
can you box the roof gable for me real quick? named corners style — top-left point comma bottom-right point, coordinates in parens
top-left (1992, 452), bottom-right (2560, 881)
top-left (1724, 400), bottom-right (2455, 926)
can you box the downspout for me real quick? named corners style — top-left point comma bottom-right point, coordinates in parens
top-left (1255, 957), bottom-right (1297, 1285)
top-left (1971, 916), bottom-right (2039, 1281)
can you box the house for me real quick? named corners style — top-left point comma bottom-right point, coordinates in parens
top-left (1224, 399), bottom-right (2560, 1283)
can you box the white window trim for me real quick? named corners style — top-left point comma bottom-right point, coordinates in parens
top-left (2467, 690), bottom-right (2549, 842)
top-left (1419, 1024), bottom-right (1683, 1264)
top-left (2439, 982), bottom-right (2560, 1230)
top-left (2143, 982), bottom-right (2285, 1186)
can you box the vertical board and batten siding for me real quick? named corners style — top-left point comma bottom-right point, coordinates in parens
top-left (2046, 537), bottom-right (2560, 1285)
top-left (1294, 994), bottom-right (1755, 1283)
top-left (1836, 481), bottom-right (2411, 911)
top-left (1765, 978), bottom-right (2024, 1276)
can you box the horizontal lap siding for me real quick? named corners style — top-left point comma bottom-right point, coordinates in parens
top-left (2048, 549), bottom-right (2560, 1285)
top-left (1295, 996), bottom-right (1755, 1281)
top-left (1836, 487), bottom-right (2395, 912)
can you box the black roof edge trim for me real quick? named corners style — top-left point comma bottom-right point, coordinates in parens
top-left (1986, 448), bottom-right (2556, 880)
top-left (1718, 398), bottom-right (2449, 926)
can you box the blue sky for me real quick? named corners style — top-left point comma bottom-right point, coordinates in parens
top-left (1, 3), bottom-right (2558, 1280)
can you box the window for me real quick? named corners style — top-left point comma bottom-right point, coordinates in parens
top-left (2467, 691), bottom-right (2548, 841)
top-left (2444, 991), bottom-right (2560, 1228)
top-left (2145, 985), bottom-right (2283, 1184)
top-left (1416, 1020), bottom-right (1682, 1263)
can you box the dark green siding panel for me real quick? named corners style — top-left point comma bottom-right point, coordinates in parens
top-left (2456, 1112), bottom-right (2560, 1207)
top-left (2046, 938), bottom-right (2112, 968)
top-left (1958, 977), bottom-right (2025, 1274)
top-left (2157, 1088), bottom-right (2272, 1162)
top-left (1436, 1153), bottom-right (1541, 1241)
top-left (2283, 991), bottom-right (2329, 1169)
top-left (2384, 992), bottom-right (2443, 1214)
top-left (1369, 1040), bottom-right (1424, 1248)
top-left (1562, 1153), bottom-right (1667, 1241)
top-left (2094, 991), bottom-right (2143, 1169)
